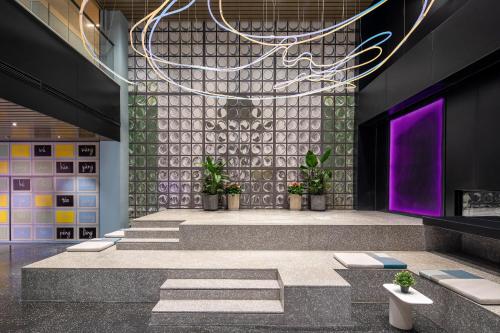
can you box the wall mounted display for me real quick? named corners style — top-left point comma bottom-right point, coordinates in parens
top-left (0, 143), bottom-right (99, 242)
top-left (128, 21), bottom-right (356, 215)
top-left (389, 99), bottom-right (444, 217)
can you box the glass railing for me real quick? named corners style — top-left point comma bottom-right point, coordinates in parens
top-left (16, 0), bottom-right (114, 73)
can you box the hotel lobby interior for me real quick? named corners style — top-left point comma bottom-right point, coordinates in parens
top-left (1, 0), bottom-right (500, 332)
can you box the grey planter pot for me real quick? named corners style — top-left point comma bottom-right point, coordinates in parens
top-left (203, 194), bottom-right (219, 211)
top-left (310, 194), bottom-right (326, 211)
top-left (400, 286), bottom-right (410, 294)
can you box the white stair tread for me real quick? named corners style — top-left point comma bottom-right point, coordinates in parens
top-left (127, 227), bottom-right (179, 231)
top-left (117, 238), bottom-right (179, 243)
top-left (162, 279), bottom-right (280, 290)
top-left (152, 300), bottom-right (283, 313)
top-left (104, 230), bottom-right (125, 238)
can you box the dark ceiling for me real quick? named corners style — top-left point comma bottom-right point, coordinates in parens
top-left (0, 98), bottom-right (107, 142)
top-left (101, 0), bottom-right (372, 21)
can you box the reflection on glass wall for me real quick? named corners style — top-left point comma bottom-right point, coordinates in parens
top-left (16, 0), bottom-right (114, 71)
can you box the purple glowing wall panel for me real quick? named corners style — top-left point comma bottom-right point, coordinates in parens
top-left (389, 99), bottom-right (444, 216)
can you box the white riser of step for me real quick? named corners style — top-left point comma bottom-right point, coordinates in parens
top-left (116, 238), bottom-right (179, 250)
top-left (130, 220), bottom-right (182, 228)
top-left (150, 299), bottom-right (284, 326)
top-left (124, 228), bottom-right (179, 239)
top-left (161, 279), bottom-right (280, 300)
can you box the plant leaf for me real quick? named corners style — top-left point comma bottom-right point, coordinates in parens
top-left (319, 148), bottom-right (332, 164)
top-left (305, 150), bottom-right (318, 168)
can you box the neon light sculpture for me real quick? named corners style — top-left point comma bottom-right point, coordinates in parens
top-left (79, 0), bottom-right (435, 100)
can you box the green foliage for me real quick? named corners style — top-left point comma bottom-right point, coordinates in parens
top-left (225, 183), bottom-right (242, 195)
top-left (201, 156), bottom-right (227, 195)
top-left (300, 148), bottom-right (333, 195)
top-left (393, 271), bottom-right (416, 288)
top-left (288, 182), bottom-right (304, 195)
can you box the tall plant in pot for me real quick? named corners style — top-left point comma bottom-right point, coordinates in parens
top-left (300, 148), bottom-right (332, 211)
top-left (225, 183), bottom-right (242, 210)
top-left (201, 156), bottom-right (226, 211)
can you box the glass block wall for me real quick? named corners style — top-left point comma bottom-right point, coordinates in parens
top-left (128, 20), bottom-right (356, 217)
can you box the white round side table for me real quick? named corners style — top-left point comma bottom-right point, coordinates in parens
top-left (383, 283), bottom-right (433, 330)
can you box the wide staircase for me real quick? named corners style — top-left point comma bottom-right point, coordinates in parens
top-left (115, 218), bottom-right (182, 250)
top-left (149, 269), bottom-right (284, 326)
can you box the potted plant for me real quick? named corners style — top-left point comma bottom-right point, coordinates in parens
top-left (287, 182), bottom-right (304, 211)
top-left (300, 148), bottom-right (332, 211)
top-left (393, 271), bottom-right (416, 294)
top-left (225, 183), bottom-right (242, 210)
top-left (201, 156), bottom-right (226, 211)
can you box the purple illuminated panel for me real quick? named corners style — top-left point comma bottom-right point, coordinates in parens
top-left (389, 99), bottom-right (444, 216)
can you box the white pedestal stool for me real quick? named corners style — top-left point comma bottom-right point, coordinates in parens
top-left (383, 283), bottom-right (433, 330)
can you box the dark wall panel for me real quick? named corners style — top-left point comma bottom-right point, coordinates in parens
top-left (0, 0), bottom-right (120, 140)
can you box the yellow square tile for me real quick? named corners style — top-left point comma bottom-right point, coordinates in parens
top-left (35, 194), bottom-right (53, 207)
top-left (55, 210), bottom-right (74, 224)
top-left (0, 161), bottom-right (8, 175)
top-left (11, 144), bottom-right (30, 158)
top-left (0, 210), bottom-right (8, 224)
top-left (0, 194), bottom-right (8, 207)
top-left (55, 144), bottom-right (74, 158)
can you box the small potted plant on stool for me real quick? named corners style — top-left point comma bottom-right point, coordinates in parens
top-left (201, 156), bottom-right (226, 211)
top-left (225, 183), bottom-right (242, 210)
top-left (300, 148), bottom-right (332, 211)
top-left (394, 271), bottom-right (416, 294)
top-left (287, 182), bottom-right (304, 211)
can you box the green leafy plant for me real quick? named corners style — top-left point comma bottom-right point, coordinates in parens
top-left (300, 148), bottom-right (333, 195)
top-left (201, 156), bottom-right (227, 195)
top-left (225, 183), bottom-right (242, 195)
top-left (288, 182), bottom-right (304, 195)
top-left (393, 271), bottom-right (416, 288)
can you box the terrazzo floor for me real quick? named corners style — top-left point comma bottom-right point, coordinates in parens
top-left (0, 244), bottom-right (445, 332)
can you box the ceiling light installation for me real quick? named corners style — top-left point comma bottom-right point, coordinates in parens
top-left (79, 0), bottom-right (435, 100)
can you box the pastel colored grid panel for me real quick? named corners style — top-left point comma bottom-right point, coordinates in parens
top-left (12, 194), bottom-right (32, 208)
top-left (11, 160), bottom-right (31, 175)
top-left (0, 177), bottom-right (9, 191)
top-left (11, 210), bottom-right (32, 224)
top-left (11, 144), bottom-right (31, 159)
top-left (35, 226), bottom-right (54, 240)
top-left (78, 177), bottom-right (97, 192)
top-left (12, 225), bottom-right (32, 240)
top-left (34, 210), bottom-right (53, 224)
top-left (33, 178), bottom-right (54, 192)
top-left (0, 194), bottom-right (8, 208)
top-left (0, 144), bottom-right (9, 158)
top-left (33, 160), bottom-right (54, 175)
top-left (0, 210), bottom-right (8, 224)
top-left (55, 144), bottom-right (75, 158)
top-left (55, 178), bottom-right (75, 192)
top-left (78, 195), bottom-right (97, 208)
top-left (78, 211), bottom-right (98, 224)
top-left (55, 210), bottom-right (75, 224)
top-left (0, 226), bottom-right (8, 240)
top-left (0, 161), bottom-right (8, 175)
top-left (35, 194), bottom-right (53, 208)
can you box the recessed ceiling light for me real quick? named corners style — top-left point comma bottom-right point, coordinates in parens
top-left (12, 122), bottom-right (17, 127)
top-left (57, 135), bottom-right (62, 139)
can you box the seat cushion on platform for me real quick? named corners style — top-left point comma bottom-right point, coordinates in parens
top-left (334, 253), bottom-right (407, 269)
top-left (66, 241), bottom-right (115, 252)
top-left (440, 279), bottom-right (500, 305)
top-left (420, 269), bottom-right (500, 305)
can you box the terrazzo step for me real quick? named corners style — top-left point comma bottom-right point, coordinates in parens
top-left (124, 227), bottom-right (179, 239)
top-left (116, 238), bottom-right (180, 250)
top-left (165, 269), bottom-right (278, 280)
top-left (150, 299), bottom-right (284, 326)
top-left (130, 220), bottom-right (182, 228)
top-left (161, 279), bottom-right (281, 300)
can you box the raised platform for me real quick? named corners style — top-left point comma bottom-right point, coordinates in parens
top-left (129, 210), bottom-right (424, 251)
